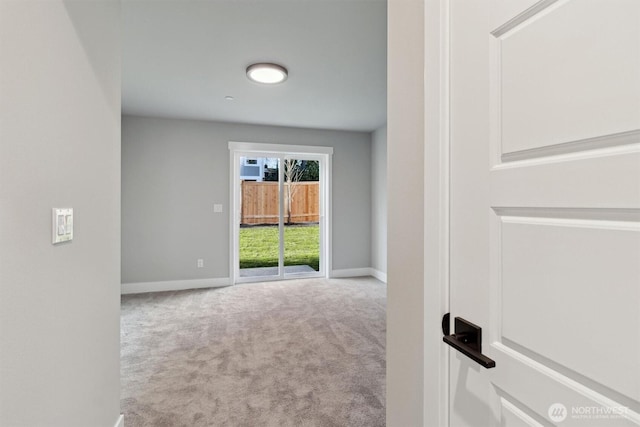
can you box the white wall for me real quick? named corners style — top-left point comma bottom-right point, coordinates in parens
top-left (0, 1), bottom-right (121, 426)
top-left (121, 115), bottom-right (372, 284)
top-left (386, 0), bottom-right (425, 425)
top-left (371, 125), bottom-right (387, 280)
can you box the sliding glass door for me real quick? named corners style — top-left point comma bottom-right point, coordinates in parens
top-left (230, 143), bottom-right (332, 284)
top-left (283, 157), bottom-right (320, 275)
top-left (238, 156), bottom-right (281, 278)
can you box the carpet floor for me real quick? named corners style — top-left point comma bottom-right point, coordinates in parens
top-left (121, 277), bottom-right (386, 427)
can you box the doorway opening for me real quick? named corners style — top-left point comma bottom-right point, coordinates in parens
top-left (229, 142), bottom-right (333, 284)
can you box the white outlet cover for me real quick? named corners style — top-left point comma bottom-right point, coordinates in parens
top-left (214, 204), bottom-right (223, 213)
top-left (52, 208), bottom-right (73, 244)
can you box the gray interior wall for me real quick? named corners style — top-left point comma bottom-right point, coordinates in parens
top-left (121, 115), bottom-right (371, 283)
top-left (0, 1), bottom-right (121, 426)
top-left (371, 125), bottom-right (387, 276)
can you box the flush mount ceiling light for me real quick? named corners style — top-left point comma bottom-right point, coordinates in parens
top-left (246, 63), bottom-right (288, 84)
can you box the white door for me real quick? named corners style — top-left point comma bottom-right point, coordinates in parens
top-left (448, 0), bottom-right (640, 426)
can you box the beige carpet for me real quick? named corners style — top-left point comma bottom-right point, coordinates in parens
top-left (121, 277), bottom-right (386, 427)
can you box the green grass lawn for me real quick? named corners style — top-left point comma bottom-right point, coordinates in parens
top-left (239, 224), bottom-right (319, 271)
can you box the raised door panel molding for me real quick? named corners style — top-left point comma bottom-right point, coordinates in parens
top-left (493, 0), bottom-right (640, 160)
top-left (495, 210), bottom-right (640, 401)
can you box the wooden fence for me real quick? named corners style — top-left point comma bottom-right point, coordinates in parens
top-left (241, 181), bottom-right (319, 224)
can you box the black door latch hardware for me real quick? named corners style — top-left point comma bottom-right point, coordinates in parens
top-left (442, 314), bottom-right (496, 369)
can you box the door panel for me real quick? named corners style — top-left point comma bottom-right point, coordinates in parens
top-left (499, 214), bottom-right (640, 399)
top-left (238, 156), bottom-right (281, 279)
top-left (283, 157), bottom-right (321, 276)
top-left (497, 0), bottom-right (640, 155)
top-left (491, 349), bottom-right (640, 427)
top-left (450, 0), bottom-right (640, 426)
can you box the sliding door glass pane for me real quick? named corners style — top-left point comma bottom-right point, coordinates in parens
top-left (239, 157), bottom-right (280, 278)
top-left (283, 158), bottom-right (320, 274)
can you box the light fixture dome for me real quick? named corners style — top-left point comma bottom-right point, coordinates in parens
top-left (246, 63), bottom-right (288, 84)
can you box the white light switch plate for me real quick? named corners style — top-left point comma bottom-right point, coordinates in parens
top-left (214, 204), bottom-right (223, 213)
top-left (52, 208), bottom-right (73, 244)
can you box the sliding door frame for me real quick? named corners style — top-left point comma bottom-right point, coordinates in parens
top-left (228, 141), bottom-right (333, 285)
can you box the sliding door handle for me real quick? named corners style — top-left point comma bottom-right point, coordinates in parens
top-left (442, 315), bottom-right (496, 369)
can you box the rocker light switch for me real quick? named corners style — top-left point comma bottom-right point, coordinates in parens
top-left (52, 208), bottom-right (73, 244)
top-left (214, 204), bottom-right (223, 213)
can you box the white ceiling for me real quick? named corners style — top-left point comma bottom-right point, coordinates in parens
top-left (122, 0), bottom-right (387, 132)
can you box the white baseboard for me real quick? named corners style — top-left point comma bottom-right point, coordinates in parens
top-left (122, 271), bottom-right (387, 294)
top-left (330, 268), bottom-right (387, 283)
top-left (370, 268), bottom-right (387, 283)
top-left (114, 414), bottom-right (124, 427)
top-left (121, 277), bottom-right (230, 295)
top-left (331, 267), bottom-right (374, 278)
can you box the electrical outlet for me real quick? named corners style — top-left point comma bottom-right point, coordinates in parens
top-left (197, 259), bottom-right (204, 268)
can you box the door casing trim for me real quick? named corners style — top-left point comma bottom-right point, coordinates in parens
top-left (423, 0), bottom-right (450, 425)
